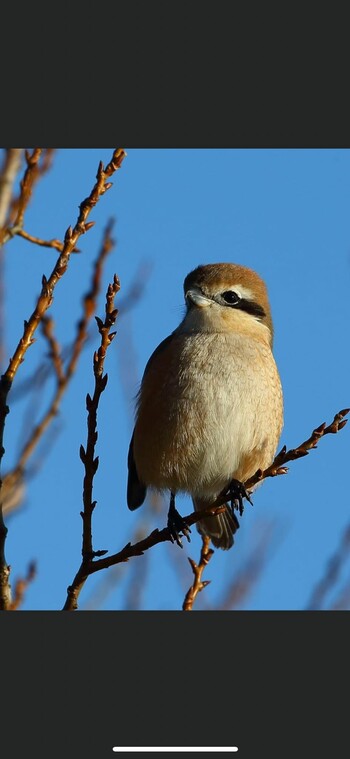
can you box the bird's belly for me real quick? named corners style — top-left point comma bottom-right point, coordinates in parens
top-left (133, 335), bottom-right (283, 497)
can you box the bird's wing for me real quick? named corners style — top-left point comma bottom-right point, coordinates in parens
top-left (142, 332), bottom-right (176, 377)
top-left (127, 333), bottom-right (176, 511)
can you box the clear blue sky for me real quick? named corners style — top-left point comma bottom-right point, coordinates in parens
top-left (2, 148), bottom-right (350, 610)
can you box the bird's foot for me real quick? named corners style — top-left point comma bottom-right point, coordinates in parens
top-left (167, 493), bottom-right (191, 548)
top-left (224, 478), bottom-right (253, 517)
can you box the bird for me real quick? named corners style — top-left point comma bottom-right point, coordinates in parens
top-left (127, 263), bottom-right (283, 550)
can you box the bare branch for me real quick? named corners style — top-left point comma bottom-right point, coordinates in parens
top-left (5, 148), bottom-right (55, 231)
top-left (329, 583), bottom-right (350, 611)
top-left (1, 149), bottom-right (125, 390)
top-left (63, 276), bottom-right (120, 610)
top-left (0, 149), bottom-right (23, 236)
top-left (0, 469), bottom-right (26, 515)
top-left (8, 148), bottom-right (42, 233)
top-left (10, 257), bottom-right (150, 406)
top-left (9, 560), bottom-right (37, 611)
top-left (305, 523), bottom-right (350, 610)
top-left (214, 521), bottom-right (280, 610)
top-left (62, 407), bottom-right (349, 610)
top-left (16, 228), bottom-right (80, 254)
top-left (0, 150), bottom-right (24, 365)
top-left (82, 274), bottom-right (120, 560)
top-left (182, 536), bottom-right (214, 611)
top-left (2, 219), bottom-right (116, 516)
top-left (81, 492), bottom-right (164, 609)
top-left (3, 148), bottom-right (56, 243)
top-left (66, 218), bottom-right (115, 382)
top-left (0, 149), bottom-right (126, 609)
top-left (62, 503), bottom-right (226, 610)
top-left (243, 408), bottom-right (349, 493)
top-left (41, 316), bottom-right (65, 385)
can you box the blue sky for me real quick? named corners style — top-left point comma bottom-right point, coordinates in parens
top-left (1, 148), bottom-right (350, 610)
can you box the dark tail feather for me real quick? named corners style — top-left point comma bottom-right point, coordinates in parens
top-left (127, 432), bottom-right (147, 510)
top-left (193, 497), bottom-right (239, 550)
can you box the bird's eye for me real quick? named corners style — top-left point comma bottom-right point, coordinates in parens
top-left (221, 290), bottom-right (240, 305)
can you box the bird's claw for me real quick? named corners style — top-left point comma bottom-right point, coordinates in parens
top-left (225, 478), bottom-right (253, 517)
top-left (167, 507), bottom-right (191, 548)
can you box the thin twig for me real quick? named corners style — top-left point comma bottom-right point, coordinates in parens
top-left (5, 148), bottom-right (42, 239)
top-left (214, 521), bottom-right (280, 610)
top-left (66, 219), bottom-right (115, 382)
top-left (63, 503), bottom-right (226, 611)
top-left (185, 410), bottom-right (350, 608)
top-left (8, 560), bottom-right (37, 611)
top-left (305, 523), bottom-right (350, 610)
top-left (41, 316), bottom-right (65, 384)
top-left (10, 259), bottom-right (150, 405)
top-left (186, 409), bottom-right (349, 608)
top-left (81, 487), bottom-right (164, 609)
top-left (16, 228), bottom-right (80, 254)
top-left (0, 149), bottom-right (126, 609)
top-left (1, 149), bottom-right (125, 391)
top-left (63, 275), bottom-right (120, 610)
top-left (0, 469), bottom-right (26, 516)
top-left (81, 274), bottom-right (120, 560)
top-left (212, 408), bottom-right (350, 512)
top-left (0, 149), bottom-right (23, 238)
top-left (2, 220), bottom-right (116, 518)
top-left (6, 148), bottom-right (55, 229)
top-left (0, 150), bottom-right (23, 365)
top-left (182, 536), bottom-right (214, 611)
top-left (329, 583), bottom-right (350, 611)
top-left (14, 221), bottom-right (116, 475)
top-left (244, 408), bottom-right (350, 493)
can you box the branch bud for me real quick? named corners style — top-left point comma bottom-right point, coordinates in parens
top-left (95, 316), bottom-right (104, 332)
top-left (100, 374), bottom-right (108, 390)
top-left (64, 226), bottom-right (73, 242)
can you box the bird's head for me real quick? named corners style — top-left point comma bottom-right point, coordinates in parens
top-left (182, 263), bottom-right (274, 345)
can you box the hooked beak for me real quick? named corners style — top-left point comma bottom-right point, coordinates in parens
top-left (185, 287), bottom-right (212, 308)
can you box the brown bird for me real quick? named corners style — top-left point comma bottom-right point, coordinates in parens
top-left (127, 263), bottom-right (283, 549)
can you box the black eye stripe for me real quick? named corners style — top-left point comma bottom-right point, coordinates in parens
top-left (239, 299), bottom-right (266, 319)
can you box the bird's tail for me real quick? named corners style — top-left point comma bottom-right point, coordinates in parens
top-left (193, 497), bottom-right (240, 550)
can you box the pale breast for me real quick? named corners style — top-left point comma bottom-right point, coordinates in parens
top-left (133, 332), bottom-right (283, 497)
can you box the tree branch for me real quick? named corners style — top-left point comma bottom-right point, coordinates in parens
top-left (63, 407), bottom-right (349, 610)
top-left (16, 228), bottom-right (80, 254)
top-left (7, 219), bottom-right (116, 482)
top-left (305, 523), bottom-right (350, 610)
top-left (0, 150), bottom-right (24, 365)
top-left (5, 148), bottom-right (55, 232)
top-left (41, 316), bottom-right (65, 385)
top-left (211, 407), bottom-right (350, 513)
top-left (3, 148), bottom-right (42, 242)
top-left (182, 536), bottom-right (214, 610)
top-left (0, 149), bottom-right (126, 609)
top-left (8, 560), bottom-right (37, 611)
top-left (63, 275), bottom-right (120, 610)
top-left (0, 149), bottom-right (23, 237)
top-left (62, 503), bottom-right (226, 610)
top-left (9, 258), bottom-right (150, 406)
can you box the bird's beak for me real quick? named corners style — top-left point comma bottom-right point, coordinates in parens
top-left (185, 288), bottom-right (212, 308)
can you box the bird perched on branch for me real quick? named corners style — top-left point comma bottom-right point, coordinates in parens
top-left (127, 263), bottom-right (283, 550)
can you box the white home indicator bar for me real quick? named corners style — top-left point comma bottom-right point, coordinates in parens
top-left (112, 748), bottom-right (238, 753)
